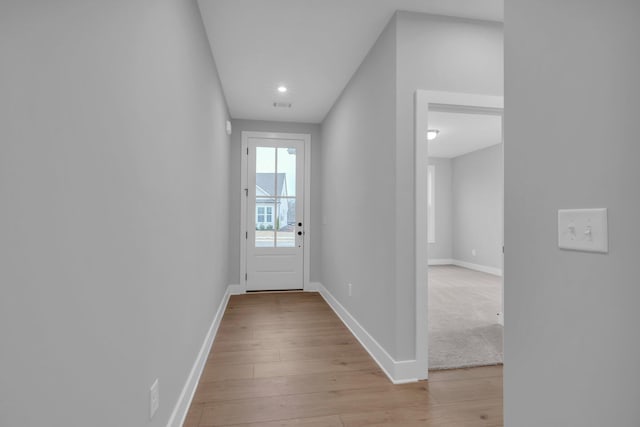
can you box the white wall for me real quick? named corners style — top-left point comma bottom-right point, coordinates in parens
top-left (0, 1), bottom-right (230, 426)
top-left (321, 18), bottom-right (398, 357)
top-left (228, 119), bottom-right (322, 284)
top-left (452, 144), bottom-right (503, 270)
top-left (428, 157), bottom-right (453, 260)
top-left (505, 1), bottom-right (640, 426)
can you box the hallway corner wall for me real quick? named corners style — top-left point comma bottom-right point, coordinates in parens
top-left (319, 11), bottom-right (503, 365)
top-left (395, 11), bottom-right (504, 360)
top-left (320, 16), bottom-right (398, 359)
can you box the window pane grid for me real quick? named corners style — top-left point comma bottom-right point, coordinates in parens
top-left (254, 145), bottom-right (298, 248)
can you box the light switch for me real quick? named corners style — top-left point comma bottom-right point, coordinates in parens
top-left (558, 208), bottom-right (608, 253)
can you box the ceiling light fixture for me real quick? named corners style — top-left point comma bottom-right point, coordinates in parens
top-left (427, 129), bottom-right (440, 141)
top-left (277, 85), bottom-right (288, 93)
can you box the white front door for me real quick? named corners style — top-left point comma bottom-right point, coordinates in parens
top-left (242, 132), bottom-right (308, 291)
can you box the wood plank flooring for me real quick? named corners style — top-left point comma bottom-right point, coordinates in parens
top-left (184, 292), bottom-right (503, 426)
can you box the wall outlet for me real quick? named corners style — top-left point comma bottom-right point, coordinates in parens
top-left (149, 378), bottom-right (159, 419)
top-left (348, 283), bottom-right (352, 296)
top-left (471, 249), bottom-right (477, 257)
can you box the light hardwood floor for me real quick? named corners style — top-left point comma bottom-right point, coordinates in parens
top-left (184, 292), bottom-right (503, 426)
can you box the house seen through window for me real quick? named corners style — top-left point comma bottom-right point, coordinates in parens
top-left (256, 206), bottom-right (273, 227)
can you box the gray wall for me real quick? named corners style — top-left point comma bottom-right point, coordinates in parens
top-left (229, 119), bottom-right (322, 284)
top-left (505, 1), bottom-right (640, 426)
top-left (321, 18), bottom-right (398, 357)
top-left (428, 157), bottom-right (453, 260)
top-left (320, 12), bottom-right (503, 361)
top-left (0, 1), bottom-right (230, 426)
top-left (452, 144), bottom-right (503, 269)
top-left (395, 12), bottom-right (503, 358)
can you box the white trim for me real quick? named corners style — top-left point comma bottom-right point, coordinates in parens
top-left (315, 283), bottom-right (421, 384)
top-left (428, 258), bottom-right (454, 265)
top-left (414, 92), bottom-right (429, 380)
top-left (166, 285), bottom-right (233, 427)
top-left (303, 133), bottom-right (311, 292)
top-left (427, 258), bottom-right (502, 276)
top-left (240, 134), bottom-right (248, 291)
top-left (452, 259), bottom-right (503, 277)
top-left (416, 90), bottom-right (504, 376)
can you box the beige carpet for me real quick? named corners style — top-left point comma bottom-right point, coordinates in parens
top-left (428, 265), bottom-right (503, 370)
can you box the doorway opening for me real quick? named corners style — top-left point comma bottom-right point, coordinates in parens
top-left (414, 91), bottom-right (504, 378)
top-left (427, 106), bottom-right (504, 370)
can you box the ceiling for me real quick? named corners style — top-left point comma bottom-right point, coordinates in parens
top-left (197, 0), bottom-right (503, 123)
top-left (428, 111), bottom-right (502, 158)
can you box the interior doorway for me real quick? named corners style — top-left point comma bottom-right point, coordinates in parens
top-left (426, 106), bottom-right (504, 369)
top-left (414, 91), bottom-right (504, 378)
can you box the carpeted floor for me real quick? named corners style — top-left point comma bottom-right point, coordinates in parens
top-left (428, 265), bottom-right (503, 370)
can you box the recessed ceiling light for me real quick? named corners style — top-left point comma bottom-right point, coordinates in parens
top-left (427, 129), bottom-right (440, 141)
top-left (277, 85), bottom-right (288, 93)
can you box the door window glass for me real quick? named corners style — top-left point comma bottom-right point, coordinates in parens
top-left (255, 145), bottom-right (298, 248)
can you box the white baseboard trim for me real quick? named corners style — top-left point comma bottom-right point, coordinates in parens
top-left (166, 285), bottom-right (234, 427)
top-left (452, 259), bottom-right (503, 277)
top-left (315, 283), bottom-right (420, 384)
top-left (428, 258), bottom-right (454, 265)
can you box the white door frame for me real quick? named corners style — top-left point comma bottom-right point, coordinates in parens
top-left (240, 131), bottom-right (311, 292)
top-left (414, 90), bottom-right (504, 378)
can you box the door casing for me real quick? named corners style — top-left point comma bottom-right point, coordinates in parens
top-left (240, 131), bottom-right (311, 292)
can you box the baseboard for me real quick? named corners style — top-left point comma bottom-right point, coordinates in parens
top-left (166, 285), bottom-right (234, 427)
top-left (315, 283), bottom-right (421, 384)
top-left (428, 258), bottom-right (454, 265)
top-left (452, 259), bottom-right (503, 277)
top-left (428, 259), bottom-right (503, 276)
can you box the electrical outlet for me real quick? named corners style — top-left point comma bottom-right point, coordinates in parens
top-left (471, 249), bottom-right (476, 257)
top-left (149, 379), bottom-right (159, 419)
top-left (348, 283), bottom-right (352, 296)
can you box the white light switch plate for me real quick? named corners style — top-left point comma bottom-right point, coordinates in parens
top-left (558, 208), bottom-right (608, 253)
